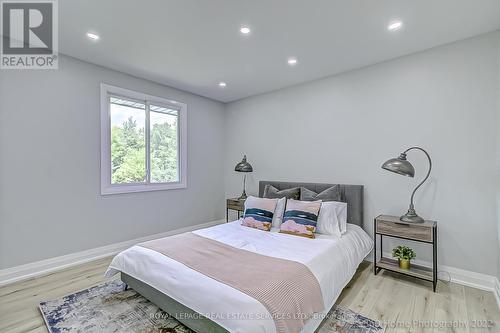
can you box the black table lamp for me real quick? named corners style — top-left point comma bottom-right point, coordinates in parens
top-left (235, 155), bottom-right (253, 200)
top-left (381, 147), bottom-right (432, 223)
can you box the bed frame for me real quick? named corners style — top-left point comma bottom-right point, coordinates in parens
top-left (121, 181), bottom-right (364, 333)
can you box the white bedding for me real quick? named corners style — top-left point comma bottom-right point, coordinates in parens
top-left (106, 221), bottom-right (373, 333)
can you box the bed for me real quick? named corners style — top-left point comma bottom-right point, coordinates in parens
top-left (105, 181), bottom-right (373, 333)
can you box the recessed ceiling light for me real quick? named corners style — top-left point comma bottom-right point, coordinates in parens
top-left (287, 57), bottom-right (298, 66)
top-left (218, 82), bottom-right (227, 87)
top-left (240, 26), bottom-right (251, 35)
top-left (86, 32), bottom-right (100, 40)
top-left (387, 20), bottom-right (403, 31)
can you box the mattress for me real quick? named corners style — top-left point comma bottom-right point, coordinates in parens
top-left (106, 221), bottom-right (373, 333)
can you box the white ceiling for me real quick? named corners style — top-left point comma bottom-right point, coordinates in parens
top-left (59, 0), bottom-right (500, 102)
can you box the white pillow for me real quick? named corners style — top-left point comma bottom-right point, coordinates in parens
top-left (272, 197), bottom-right (287, 228)
top-left (338, 204), bottom-right (348, 235)
top-left (316, 201), bottom-right (347, 237)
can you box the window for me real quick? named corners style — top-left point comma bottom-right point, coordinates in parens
top-left (100, 84), bottom-right (187, 194)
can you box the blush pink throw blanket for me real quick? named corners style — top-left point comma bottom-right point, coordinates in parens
top-left (140, 232), bottom-right (324, 333)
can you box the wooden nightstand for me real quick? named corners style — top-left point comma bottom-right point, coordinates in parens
top-left (374, 214), bottom-right (438, 292)
top-left (226, 198), bottom-right (245, 222)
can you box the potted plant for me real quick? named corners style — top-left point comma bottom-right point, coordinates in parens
top-left (392, 245), bottom-right (416, 270)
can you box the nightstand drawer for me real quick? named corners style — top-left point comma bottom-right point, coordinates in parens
top-left (226, 199), bottom-right (244, 212)
top-left (227, 203), bottom-right (244, 211)
top-left (376, 221), bottom-right (433, 242)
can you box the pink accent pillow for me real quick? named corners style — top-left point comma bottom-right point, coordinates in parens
top-left (241, 196), bottom-right (278, 232)
top-left (279, 199), bottom-right (321, 238)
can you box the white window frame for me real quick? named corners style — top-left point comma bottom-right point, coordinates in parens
top-left (100, 83), bottom-right (187, 195)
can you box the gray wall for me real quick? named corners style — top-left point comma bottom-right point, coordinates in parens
top-left (225, 32), bottom-right (500, 276)
top-left (0, 55), bottom-right (226, 269)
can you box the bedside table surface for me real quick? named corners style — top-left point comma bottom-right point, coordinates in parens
top-left (376, 214), bottom-right (436, 227)
top-left (227, 197), bottom-right (244, 203)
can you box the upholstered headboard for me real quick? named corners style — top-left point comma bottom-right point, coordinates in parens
top-left (258, 181), bottom-right (364, 228)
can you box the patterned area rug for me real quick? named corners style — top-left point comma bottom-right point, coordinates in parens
top-left (39, 280), bottom-right (383, 333)
top-left (316, 307), bottom-right (384, 333)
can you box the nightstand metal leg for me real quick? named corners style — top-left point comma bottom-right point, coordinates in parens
top-left (373, 218), bottom-right (378, 275)
top-left (433, 226), bottom-right (438, 292)
top-left (380, 235), bottom-right (383, 258)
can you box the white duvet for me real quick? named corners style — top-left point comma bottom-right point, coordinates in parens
top-left (106, 221), bottom-right (373, 333)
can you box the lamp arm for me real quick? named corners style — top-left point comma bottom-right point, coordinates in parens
top-left (243, 174), bottom-right (246, 193)
top-left (403, 147), bottom-right (432, 209)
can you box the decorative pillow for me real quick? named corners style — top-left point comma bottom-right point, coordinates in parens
top-left (300, 185), bottom-right (341, 202)
top-left (316, 201), bottom-right (347, 237)
top-left (241, 196), bottom-right (278, 231)
top-left (279, 199), bottom-right (321, 238)
top-left (263, 185), bottom-right (300, 200)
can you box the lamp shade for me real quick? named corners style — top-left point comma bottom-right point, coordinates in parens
top-left (235, 155), bottom-right (253, 173)
top-left (381, 153), bottom-right (415, 177)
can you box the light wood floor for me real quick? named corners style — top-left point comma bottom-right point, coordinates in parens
top-left (0, 259), bottom-right (499, 333)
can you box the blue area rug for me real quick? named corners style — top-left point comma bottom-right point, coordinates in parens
top-left (39, 280), bottom-right (383, 333)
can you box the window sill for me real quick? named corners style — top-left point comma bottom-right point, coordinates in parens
top-left (101, 182), bottom-right (187, 195)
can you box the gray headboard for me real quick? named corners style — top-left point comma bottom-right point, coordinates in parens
top-left (258, 181), bottom-right (364, 228)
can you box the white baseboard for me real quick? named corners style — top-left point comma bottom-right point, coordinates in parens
top-left (438, 264), bottom-right (497, 291)
top-left (494, 278), bottom-right (500, 311)
top-left (0, 219), bottom-right (225, 287)
top-left (378, 251), bottom-right (497, 292)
